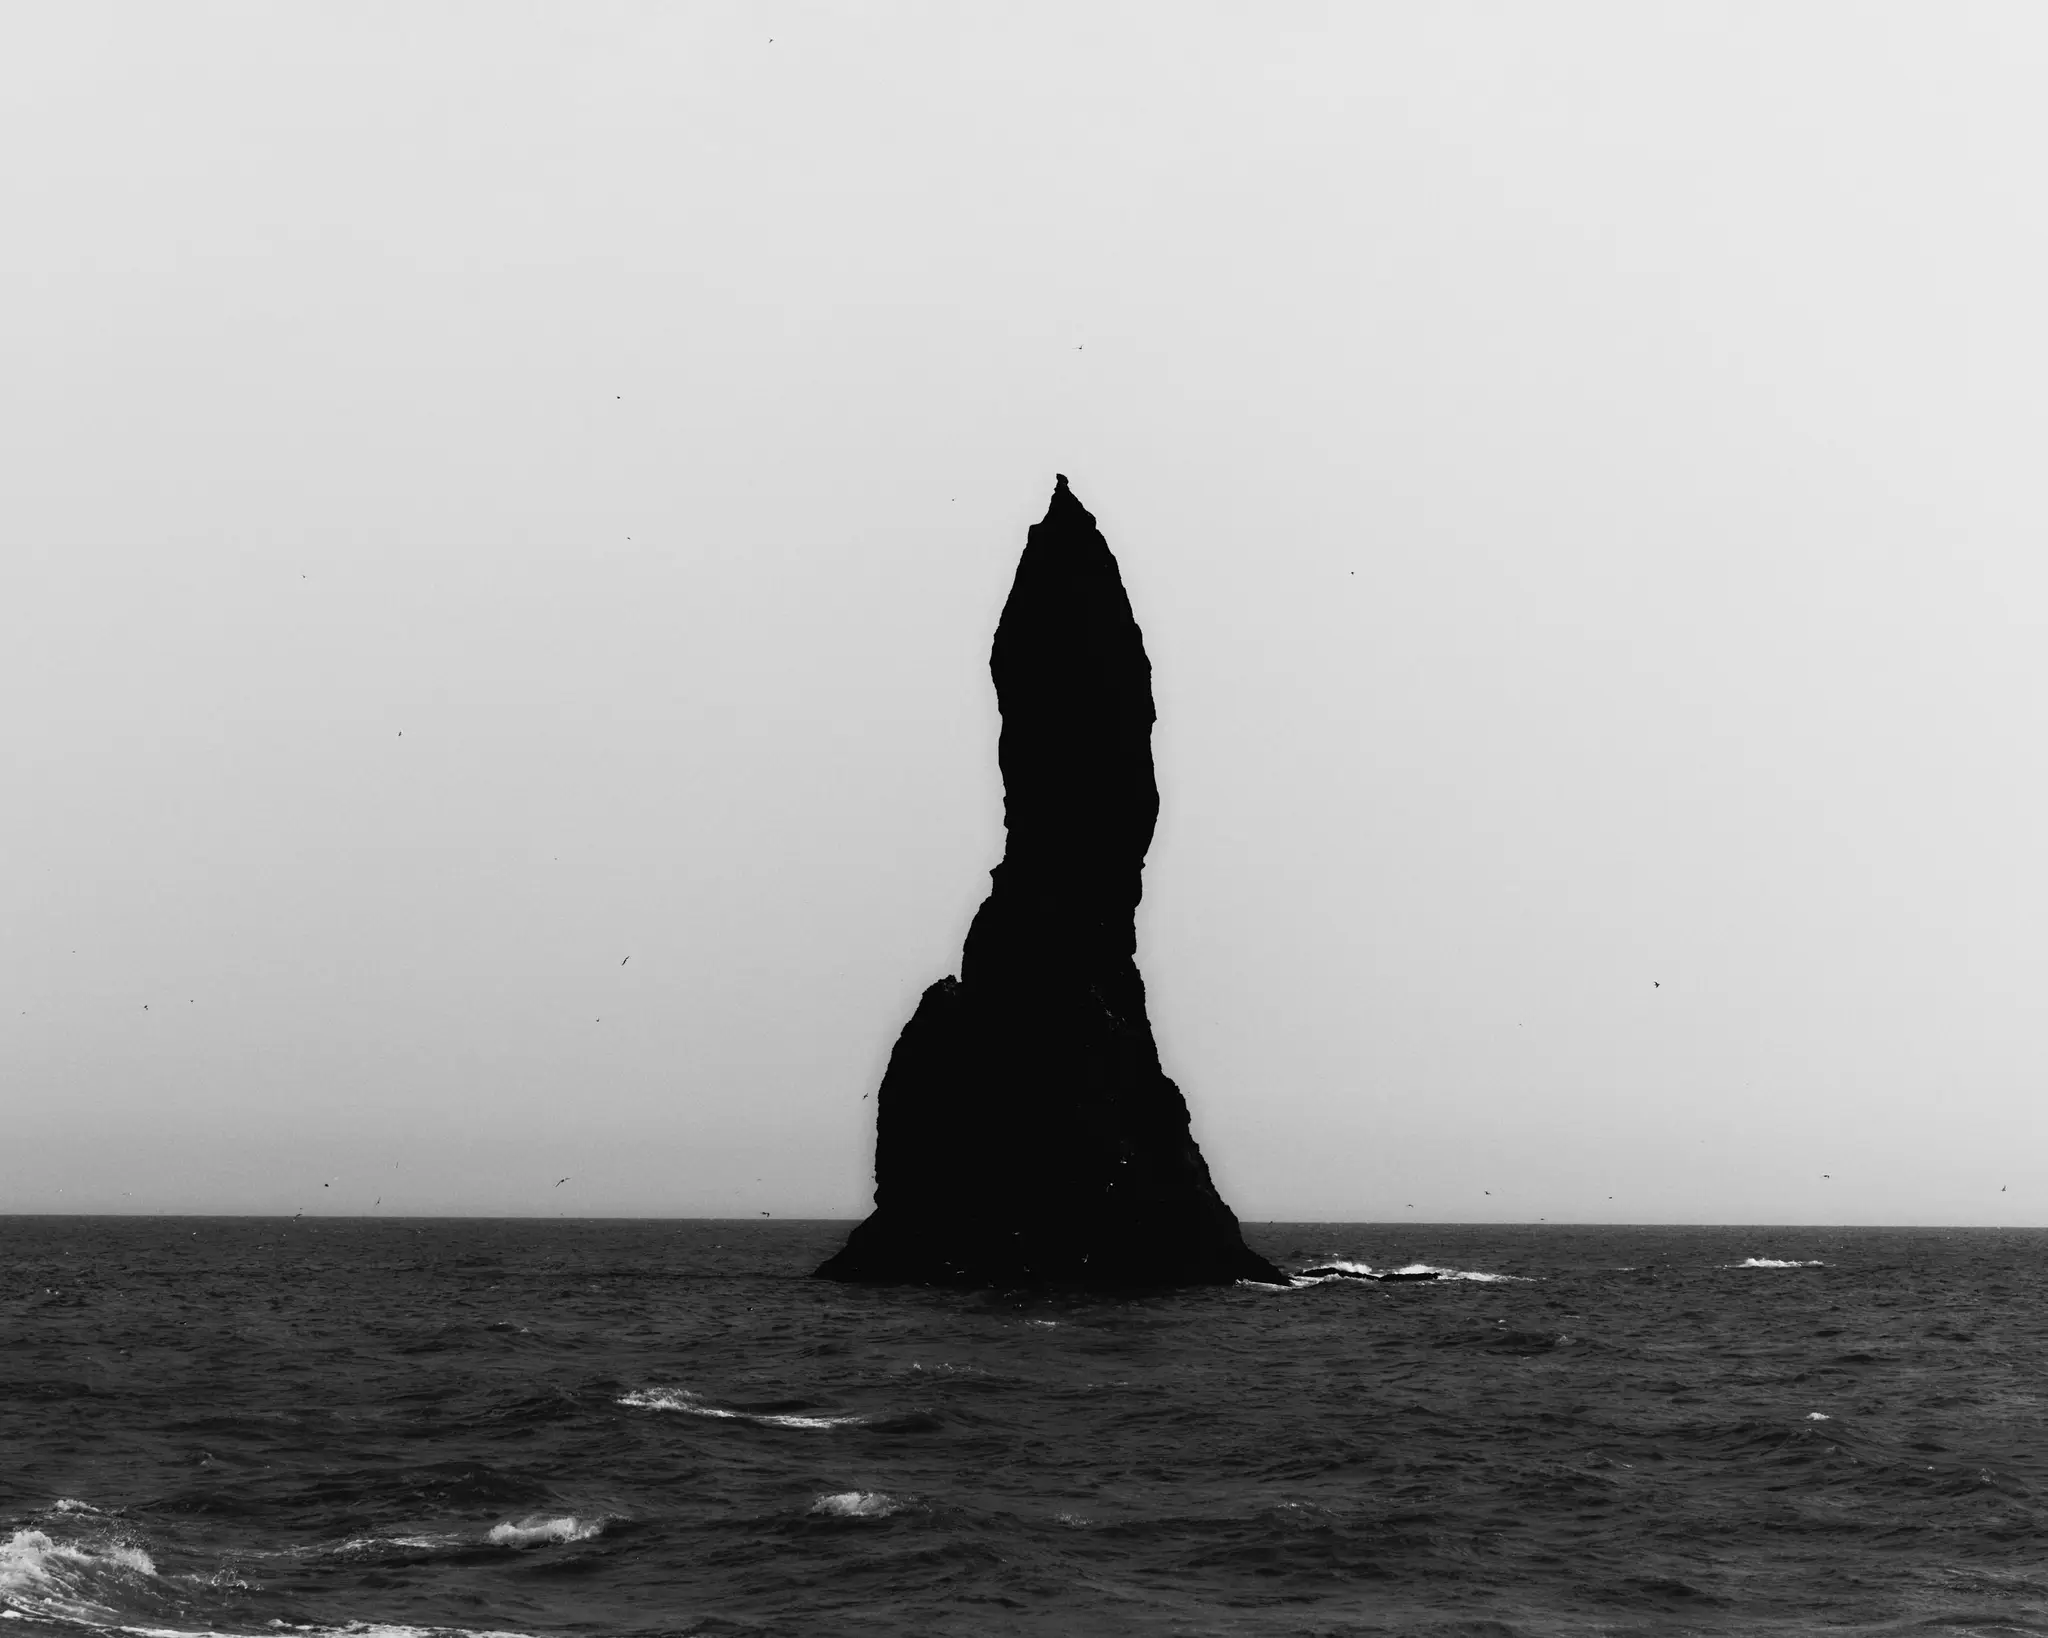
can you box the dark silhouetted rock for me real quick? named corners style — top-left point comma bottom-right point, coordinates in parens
top-left (817, 476), bottom-right (1281, 1288)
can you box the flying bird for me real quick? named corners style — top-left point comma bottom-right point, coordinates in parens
top-left (621, 957), bottom-right (630, 966)
top-left (555, 1177), bottom-right (571, 1188)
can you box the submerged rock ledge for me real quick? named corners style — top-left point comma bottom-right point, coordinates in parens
top-left (817, 477), bottom-right (1281, 1288)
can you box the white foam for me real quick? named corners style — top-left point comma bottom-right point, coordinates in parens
top-left (333, 1533), bottom-right (463, 1556)
top-left (1, 1527), bottom-right (158, 1623)
top-left (808, 1491), bottom-right (898, 1518)
top-left (486, 1516), bottom-right (604, 1548)
top-left (619, 1387), bottom-right (871, 1429)
top-left (47, 1502), bottom-right (101, 1517)
top-left (1290, 1261), bottom-right (1527, 1285)
top-left (1806, 1412), bottom-right (1832, 1421)
top-left (122, 1625), bottom-right (541, 1638)
top-left (1729, 1258), bottom-right (1825, 1269)
top-left (3, 1528), bottom-right (552, 1638)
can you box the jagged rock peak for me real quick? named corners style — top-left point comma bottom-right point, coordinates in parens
top-left (815, 477), bottom-right (1280, 1289)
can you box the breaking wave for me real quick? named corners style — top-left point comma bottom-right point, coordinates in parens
top-left (618, 1387), bottom-right (947, 1433)
top-left (1291, 1261), bottom-right (1527, 1285)
top-left (618, 1387), bottom-right (877, 1428)
top-left (333, 1532), bottom-right (467, 1556)
top-left (808, 1491), bottom-right (899, 1518)
top-left (1729, 1258), bottom-right (1826, 1269)
top-left (485, 1515), bottom-right (605, 1548)
top-left (1, 1526), bottom-right (159, 1627)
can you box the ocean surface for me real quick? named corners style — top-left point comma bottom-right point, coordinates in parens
top-left (4, 1220), bottom-right (2045, 1638)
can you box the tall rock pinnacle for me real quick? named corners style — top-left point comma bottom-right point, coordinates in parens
top-left (817, 477), bottom-right (1281, 1287)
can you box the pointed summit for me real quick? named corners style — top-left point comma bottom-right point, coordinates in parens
top-left (817, 478), bottom-right (1279, 1287)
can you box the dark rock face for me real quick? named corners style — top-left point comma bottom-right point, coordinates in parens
top-left (817, 477), bottom-right (1281, 1288)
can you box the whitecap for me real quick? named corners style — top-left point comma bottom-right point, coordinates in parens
top-left (1297, 1259), bottom-right (1376, 1279)
top-left (808, 1491), bottom-right (897, 1518)
top-left (618, 1387), bottom-right (873, 1429)
top-left (125, 1625), bottom-right (542, 1638)
top-left (47, 1502), bottom-right (102, 1517)
top-left (1289, 1260), bottom-right (1527, 1285)
top-left (486, 1515), bottom-right (604, 1548)
top-left (1, 1527), bottom-right (158, 1624)
top-left (1728, 1258), bottom-right (1825, 1269)
top-left (1806, 1412), bottom-right (1832, 1421)
top-left (333, 1532), bottom-right (464, 1557)
top-left (1400, 1262), bottom-right (1525, 1282)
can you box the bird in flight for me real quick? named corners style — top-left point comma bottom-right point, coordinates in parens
top-left (555, 1177), bottom-right (571, 1188)
top-left (621, 956), bottom-right (630, 966)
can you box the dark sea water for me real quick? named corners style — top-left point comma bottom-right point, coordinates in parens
top-left (4, 1220), bottom-right (2046, 1638)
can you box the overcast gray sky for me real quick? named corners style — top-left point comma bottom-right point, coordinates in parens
top-left (5, 4), bottom-right (2046, 1224)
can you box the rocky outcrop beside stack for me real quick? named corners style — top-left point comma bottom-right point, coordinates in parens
top-left (817, 476), bottom-right (1279, 1288)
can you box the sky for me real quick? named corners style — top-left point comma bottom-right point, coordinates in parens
top-left (5, 4), bottom-right (2047, 1224)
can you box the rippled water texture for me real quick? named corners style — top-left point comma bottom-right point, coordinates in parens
top-left (4, 1219), bottom-right (2046, 1636)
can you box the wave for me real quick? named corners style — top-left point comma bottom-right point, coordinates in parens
top-left (618, 1387), bottom-right (876, 1430)
top-left (485, 1515), bottom-right (604, 1548)
top-left (1290, 1261), bottom-right (1527, 1284)
top-left (2, 1526), bottom-right (158, 1625)
top-left (332, 1532), bottom-right (468, 1557)
top-left (114, 1625), bottom-right (541, 1638)
top-left (3, 1520), bottom-right (574, 1637)
top-left (808, 1491), bottom-right (898, 1518)
top-left (104, 1626), bottom-right (541, 1638)
top-left (1728, 1258), bottom-right (1825, 1269)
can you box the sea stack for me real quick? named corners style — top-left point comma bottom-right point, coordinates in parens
top-left (818, 477), bottom-right (1281, 1287)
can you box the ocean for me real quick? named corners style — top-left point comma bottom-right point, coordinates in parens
top-left (3, 1219), bottom-right (2043, 1637)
